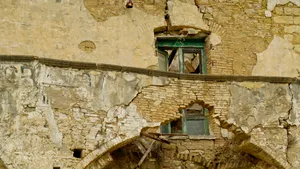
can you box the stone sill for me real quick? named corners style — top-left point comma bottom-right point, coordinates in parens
top-left (160, 135), bottom-right (216, 140)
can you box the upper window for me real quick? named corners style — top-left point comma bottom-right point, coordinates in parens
top-left (156, 37), bottom-right (207, 74)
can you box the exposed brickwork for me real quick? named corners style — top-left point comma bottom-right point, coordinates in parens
top-left (196, 1), bottom-right (300, 75)
top-left (0, 57), bottom-right (299, 169)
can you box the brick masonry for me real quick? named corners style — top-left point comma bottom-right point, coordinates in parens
top-left (0, 56), bottom-right (299, 168)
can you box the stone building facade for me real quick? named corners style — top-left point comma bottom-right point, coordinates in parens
top-left (0, 0), bottom-right (300, 169)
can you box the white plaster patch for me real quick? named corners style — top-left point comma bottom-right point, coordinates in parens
top-left (42, 107), bottom-right (63, 148)
top-left (207, 33), bottom-right (222, 47)
top-left (265, 10), bottom-right (272, 17)
top-left (252, 36), bottom-right (300, 77)
top-left (267, 0), bottom-right (300, 11)
top-left (167, 0), bottom-right (209, 30)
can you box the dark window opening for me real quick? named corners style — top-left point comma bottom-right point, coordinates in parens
top-left (73, 149), bottom-right (83, 158)
top-left (171, 119), bottom-right (182, 134)
top-left (53, 167), bottom-right (60, 169)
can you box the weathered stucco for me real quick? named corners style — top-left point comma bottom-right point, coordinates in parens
top-left (1, 0), bottom-right (300, 168)
top-left (1, 0), bottom-right (300, 76)
top-left (252, 36), bottom-right (300, 77)
top-left (228, 82), bottom-right (291, 134)
top-left (267, 0), bottom-right (300, 11)
top-left (0, 0), bottom-right (164, 68)
top-left (0, 57), bottom-right (300, 168)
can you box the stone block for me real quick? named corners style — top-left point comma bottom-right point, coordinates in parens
top-left (284, 7), bottom-right (300, 15)
top-left (294, 45), bottom-right (300, 53)
top-left (293, 33), bottom-right (300, 43)
top-left (287, 127), bottom-right (300, 168)
top-left (284, 25), bottom-right (300, 34)
top-left (273, 16), bottom-right (293, 24)
top-left (274, 7), bottom-right (284, 15)
top-left (294, 17), bottom-right (300, 24)
top-left (284, 34), bottom-right (293, 42)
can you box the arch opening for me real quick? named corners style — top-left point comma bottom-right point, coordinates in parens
top-left (160, 100), bottom-right (215, 138)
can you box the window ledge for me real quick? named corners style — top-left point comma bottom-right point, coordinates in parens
top-left (160, 135), bottom-right (216, 140)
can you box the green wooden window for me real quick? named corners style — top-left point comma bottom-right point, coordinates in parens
top-left (158, 37), bottom-right (209, 135)
top-left (160, 105), bottom-right (210, 136)
top-left (156, 37), bottom-right (207, 74)
top-left (185, 108), bottom-right (209, 135)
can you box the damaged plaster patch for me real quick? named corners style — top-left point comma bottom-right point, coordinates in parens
top-left (265, 0), bottom-right (300, 17)
top-left (267, 0), bottom-right (300, 11)
top-left (167, 0), bottom-right (209, 30)
top-left (206, 33), bottom-right (221, 48)
top-left (40, 107), bottom-right (63, 148)
top-left (90, 72), bottom-right (142, 112)
top-left (242, 127), bottom-right (291, 168)
top-left (228, 82), bottom-right (291, 134)
top-left (287, 126), bottom-right (300, 168)
top-left (116, 104), bottom-right (160, 137)
top-left (252, 36), bottom-right (300, 77)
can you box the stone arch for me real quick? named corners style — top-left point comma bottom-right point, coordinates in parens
top-left (174, 99), bottom-right (215, 124)
top-left (0, 159), bottom-right (7, 169)
top-left (75, 136), bottom-right (138, 169)
top-left (0, 147), bottom-right (10, 169)
top-left (179, 100), bottom-right (213, 112)
top-left (0, 156), bottom-right (8, 169)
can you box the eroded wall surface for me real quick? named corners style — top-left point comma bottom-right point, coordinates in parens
top-left (0, 0), bottom-right (165, 68)
top-left (0, 57), bottom-right (300, 168)
top-left (1, 0), bottom-right (299, 76)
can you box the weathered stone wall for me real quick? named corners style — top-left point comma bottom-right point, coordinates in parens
top-left (0, 57), bottom-right (300, 168)
top-left (200, 0), bottom-right (300, 76)
top-left (1, 0), bottom-right (299, 76)
top-left (0, 0), bottom-right (164, 68)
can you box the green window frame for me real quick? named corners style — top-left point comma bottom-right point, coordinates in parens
top-left (157, 37), bottom-right (209, 135)
top-left (156, 37), bottom-right (207, 74)
top-left (160, 108), bottom-right (210, 136)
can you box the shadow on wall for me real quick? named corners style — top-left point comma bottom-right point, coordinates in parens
top-left (75, 136), bottom-right (139, 169)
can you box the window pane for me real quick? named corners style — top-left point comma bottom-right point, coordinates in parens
top-left (158, 50), bottom-right (168, 71)
top-left (186, 119), bottom-right (205, 135)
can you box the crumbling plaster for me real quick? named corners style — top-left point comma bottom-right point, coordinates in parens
top-left (1, 0), bottom-right (300, 76)
top-left (0, 0), bottom-right (215, 70)
top-left (267, 0), bottom-right (300, 11)
top-left (0, 0), bottom-right (165, 68)
top-left (252, 36), bottom-right (300, 77)
top-left (1, 57), bottom-right (300, 168)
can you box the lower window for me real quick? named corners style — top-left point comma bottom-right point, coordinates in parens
top-left (161, 103), bottom-right (210, 135)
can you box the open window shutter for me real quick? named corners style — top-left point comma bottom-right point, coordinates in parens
top-left (204, 108), bottom-right (210, 135)
top-left (186, 119), bottom-right (205, 135)
top-left (160, 123), bottom-right (171, 134)
top-left (158, 49), bottom-right (168, 71)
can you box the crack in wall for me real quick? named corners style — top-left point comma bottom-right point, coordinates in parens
top-left (286, 83), bottom-right (295, 167)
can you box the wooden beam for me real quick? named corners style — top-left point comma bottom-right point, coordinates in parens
top-left (184, 61), bottom-right (195, 73)
top-left (133, 141), bottom-right (147, 154)
top-left (168, 48), bottom-right (177, 66)
top-left (136, 141), bottom-right (155, 168)
top-left (147, 132), bottom-right (188, 136)
top-left (141, 133), bottom-right (171, 144)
